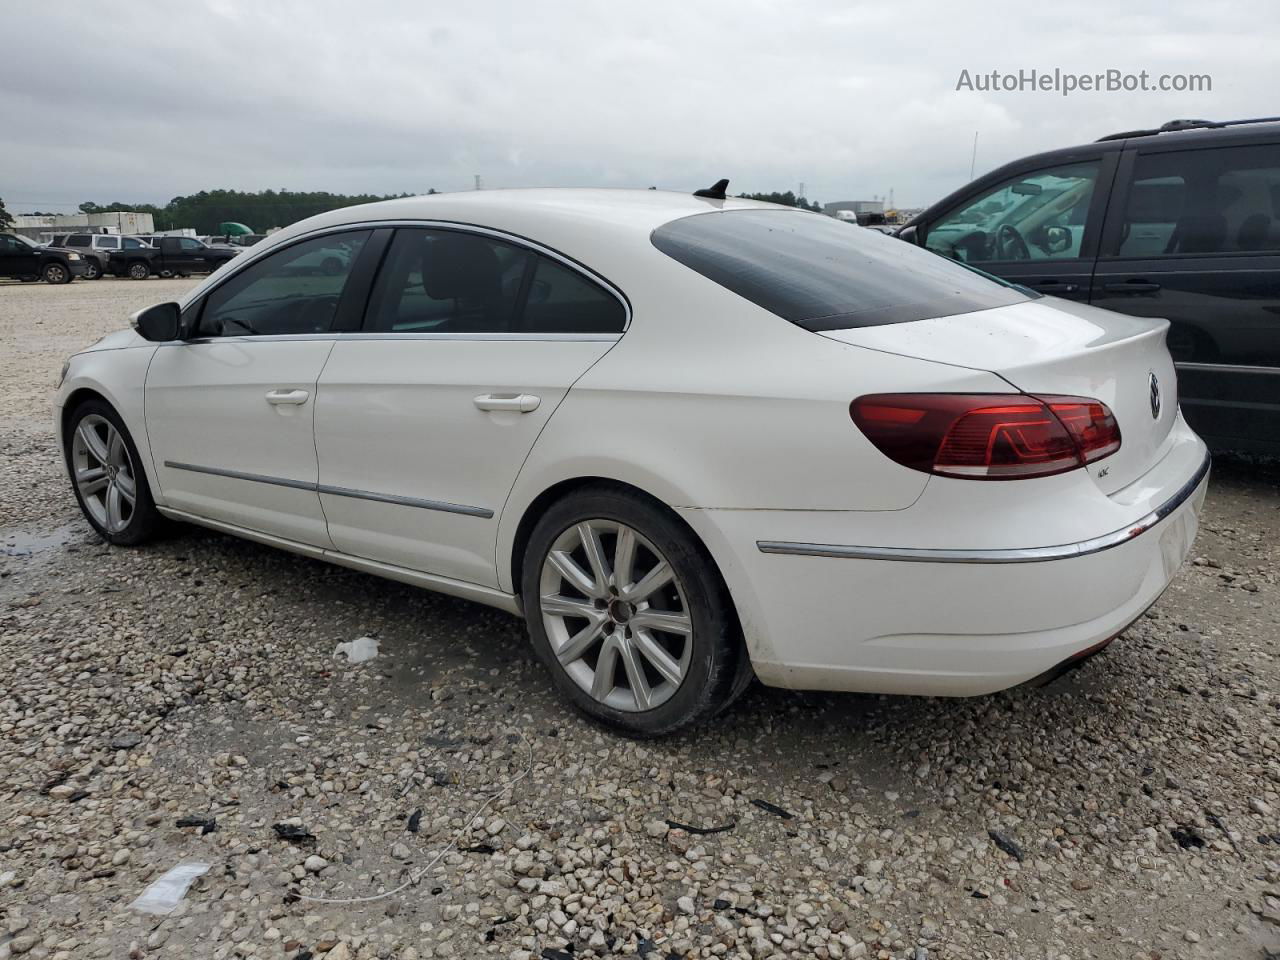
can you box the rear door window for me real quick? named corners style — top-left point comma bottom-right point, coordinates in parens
top-left (652, 209), bottom-right (1029, 330)
top-left (1115, 143), bottom-right (1280, 256)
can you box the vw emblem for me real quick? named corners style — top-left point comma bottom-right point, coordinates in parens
top-left (1149, 372), bottom-right (1162, 420)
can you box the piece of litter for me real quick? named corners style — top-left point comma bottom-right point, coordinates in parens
top-left (751, 798), bottom-right (794, 820)
top-left (129, 861), bottom-right (211, 915)
top-left (273, 823), bottom-right (316, 844)
top-left (175, 816), bottom-right (216, 835)
top-left (333, 636), bottom-right (379, 663)
top-left (665, 818), bottom-right (736, 836)
top-left (406, 809), bottom-right (422, 833)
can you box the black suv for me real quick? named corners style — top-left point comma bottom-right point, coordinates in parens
top-left (899, 117), bottom-right (1280, 456)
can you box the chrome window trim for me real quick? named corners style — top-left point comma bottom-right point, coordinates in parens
top-left (163, 460), bottom-right (493, 518)
top-left (164, 331), bottom-right (621, 347)
top-left (179, 218), bottom-right (632, 336)
top-left (757, 453), bottom-right (1210, 564)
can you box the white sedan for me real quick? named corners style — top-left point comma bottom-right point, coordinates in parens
top-left (55, 187), bottom-right (1209, 736)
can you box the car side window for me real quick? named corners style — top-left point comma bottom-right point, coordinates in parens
top-left (98, 236), bottom-right (120, 250)
top-left (67, 236), bottom-right (90, 247)
top-left (520, 257), bottom-right (625, 333)
top-left (925, 160), bottom-right (1101, 263)
top-left (0, 235), bottom-right (20, 253)
top-left (179, 238), bottom-right (202, 251)
top-left (1116, 144), bottom-right (1280, 257)
top-left (365, 229), bottom-right (528, 333)
top-left (196, 232), bottom-right (370, 338)
top-left (123, 237), bottom-right (146, 249)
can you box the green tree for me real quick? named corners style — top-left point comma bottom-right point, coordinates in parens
top-left (0, 197), bottom-right (13, 230)
top-left (737, 190), bottom-right (822, 212)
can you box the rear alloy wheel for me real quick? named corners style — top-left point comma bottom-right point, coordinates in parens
top-left (65, 402), bottom-right (162, 545)
top-left (523, 488), bottom-right (744, 736)
top-left (128, 262), bottom-right (151, 280)
top-left (43, 262), bottom-right (71, 284)
top-left (82, 260), bottom-right (102, 280)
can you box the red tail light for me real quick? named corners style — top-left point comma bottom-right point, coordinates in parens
top-left (850, 394), bottom-right (1121, 480)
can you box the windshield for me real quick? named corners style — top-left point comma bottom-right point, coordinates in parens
top-left (16, 235), bottom-right (41, 249)
top-left (651, 209), bottom-right (1029, 330)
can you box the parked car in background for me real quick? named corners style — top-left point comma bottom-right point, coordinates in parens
top-left (0, 233), bottom-right (87, 283)
top-left (43, 238), bottom-right (109, 280)
top-left (898, 117), bottom-right (1280, 456)
top-left (108, 235), bottom-right (239, 279)
top-left (56, 188), bottom-right (1207, 734)
top-left (61, 233), bottom-right (154, 255)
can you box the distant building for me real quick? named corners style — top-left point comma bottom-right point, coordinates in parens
top-left (12, 211), bottom-right (156, 242)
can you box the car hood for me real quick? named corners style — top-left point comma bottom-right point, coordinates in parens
top-left (79, 328), bottom-right (147, 353)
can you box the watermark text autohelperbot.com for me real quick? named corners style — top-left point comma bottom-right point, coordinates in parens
top-left (956, 68), bottom-right (1211, 96)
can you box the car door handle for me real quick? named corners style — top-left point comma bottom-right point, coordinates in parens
top-left (473, 393), bottom-right (540, 413)
top-left (1102, 280), bottom-right (1162, 294)
top-left (265, 388), bottom-right (310, 405)
top-left (1030, 279), bottom-right (1079, 293)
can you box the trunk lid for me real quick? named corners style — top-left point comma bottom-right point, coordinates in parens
top-left (821, 298), bottom-right (1177, 495)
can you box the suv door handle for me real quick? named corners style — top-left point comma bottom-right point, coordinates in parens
top-left (474, 393), bottom-right (540, 413)
top-left (1030, 279), bottom-right (1079, 293)
top-left (265, 388), bottom-right (310, 405)
top-left (1102, 280), bottom-right (1162, 294)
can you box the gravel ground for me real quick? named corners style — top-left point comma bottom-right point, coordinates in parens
top-left (1, 277), bottom-right (1278, 960)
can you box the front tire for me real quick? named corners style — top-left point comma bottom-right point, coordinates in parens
top-left (43, 262), bottom-right (72, 284)
top-left (521, 486), bottom-right (744, 736)
top-left (64, 400), bottom-right (162, 546)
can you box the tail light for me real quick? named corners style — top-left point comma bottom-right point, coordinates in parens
top-left (850, 393), bottom-right (1121, 480)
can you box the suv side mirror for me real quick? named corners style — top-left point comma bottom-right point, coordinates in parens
top-left (896, 224), bottom-right (920, 244)
top-left (131, 302), bottom-right (181, 342)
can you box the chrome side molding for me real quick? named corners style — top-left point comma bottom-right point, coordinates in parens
top-left (163, 461), bottom-right (493, 519)
top-left (758, 453), bottom-right (1211, 564)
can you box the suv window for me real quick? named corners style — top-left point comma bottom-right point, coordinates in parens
top-left (1116, 144), bottom-right (1280, 257)
top-left (0, 235), bottom-right (23, 253)
top-left (652, 209), bottom-right (1029, 330)
top-left (197, 232), bottom-right (370, 337)
top-left (179, 238), bottom-right (203, 251)
top-left (66, 235), bottom-right (90, 247)
top-left (925, 161), bottom-right (1101, 263)
top-left (97, 236), bottom-right (120, 250)
top-left (123, 237), bottom-right (147, 249)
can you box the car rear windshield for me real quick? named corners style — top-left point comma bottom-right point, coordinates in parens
top-left (651, 209), bottom-right (1030, 330)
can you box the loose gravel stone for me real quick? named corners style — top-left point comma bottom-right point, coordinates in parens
top-left (2, 278), bottom-right (1279, 959)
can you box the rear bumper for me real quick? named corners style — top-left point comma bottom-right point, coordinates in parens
top-left (681, 423), bottom-right (1209, 696)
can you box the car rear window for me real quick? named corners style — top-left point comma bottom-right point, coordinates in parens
top-left (651, 209), bottom-right (1030, 330)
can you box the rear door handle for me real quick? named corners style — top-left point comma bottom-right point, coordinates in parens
top-left (474, 393), bottom-right (541, 413)
top-left (265, 388), bottom-right (310, 405)
top-left (1102, 280), bottom-right (1162, 294)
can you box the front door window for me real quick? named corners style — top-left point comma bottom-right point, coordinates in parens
top-left (926, 161), bottom-right (1101, 263)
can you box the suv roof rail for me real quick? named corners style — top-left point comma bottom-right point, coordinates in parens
top-left (1097, 116), bottom-right (1280, 142)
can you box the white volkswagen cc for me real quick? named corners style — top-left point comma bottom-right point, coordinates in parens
top-left (55, 187), bottom-right (1209, 736)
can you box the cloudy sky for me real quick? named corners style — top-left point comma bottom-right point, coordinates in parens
top-left (5, 0), bottom-right (1275, 212)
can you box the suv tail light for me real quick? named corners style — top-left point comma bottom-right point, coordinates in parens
top-left (850, 393), bottom-right (1121, 480)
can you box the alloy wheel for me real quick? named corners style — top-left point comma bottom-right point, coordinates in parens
top-left (71, 415), bottom-right (138, 534)
top-left (539, 519), bottom-right (692, 712)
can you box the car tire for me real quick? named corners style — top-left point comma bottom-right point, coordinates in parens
top-left (82, 260), bottom-right (102, 280)
top-left (521, 485), bottom-right (745, 737)
top-left (158, 269), bottom-right (174, 279)
top-left (42, 262), bottom-right (72, 284)
top-left (128, 262), bottom-right (151, 280)
top-left (64, 400), bottom-right (163, 546)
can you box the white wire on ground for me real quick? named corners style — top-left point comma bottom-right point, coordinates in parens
top-left (296, 731), bottom-right (535, 905)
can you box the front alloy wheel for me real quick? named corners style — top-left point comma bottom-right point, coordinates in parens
top-left (43, 262), bottom-right (70, 284)
top-left (65, 401), bottom-right (162, 545)
top-left (540, 520), bottom-right (692, 713)
top-left (71, 414), bottom-right (139, 534)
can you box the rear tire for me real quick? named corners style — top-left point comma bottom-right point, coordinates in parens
top-left (82, 260), bottom-right (102, 280)
top-left (521, 486), bottom-right (744, 737)
top-left (64, 400), bottom-right (162, 546)
top-left (128, 261), bottom-right (151, 280)
top-left (43, 262), bottom-right (72, 284)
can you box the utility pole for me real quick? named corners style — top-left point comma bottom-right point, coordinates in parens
top-left (969, 132), bottom-right (979, 180)
top-left (474, 174), bottom-right (483, 191)
top-left (798, 182), bottom-right (806, 202)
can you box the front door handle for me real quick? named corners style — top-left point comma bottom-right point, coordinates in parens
top-left (474, 393), bottom-right (541, 413)
top-left (1030, 279), bottom-right (1080, 293)
top-left (265, 388), bottom-right (310, 405)
top-left (1102, 280), bottom-right (1162, 294)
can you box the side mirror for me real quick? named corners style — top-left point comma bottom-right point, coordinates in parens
top-left (896, 224), bottom-right (919, 244)
top-left (131, 302), bottom-right (181, 342)
top-left (1044, 225), bottom-right (1073, 254)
